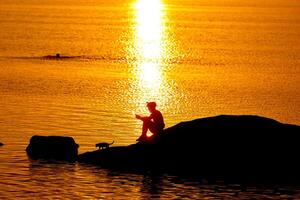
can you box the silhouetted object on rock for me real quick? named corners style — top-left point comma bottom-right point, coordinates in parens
top-left (0, 142), bottom-right (3, 146)
top-left (78, 115), bottom-right (300, 183)
top-left (56, 53), bottom-right (60, 59)
top-left (26, 135), bottom-right (79, 161)
top-left (96, 141), bottom-right (114, 150)
top-left (135, 102), bottom-right (165, 142)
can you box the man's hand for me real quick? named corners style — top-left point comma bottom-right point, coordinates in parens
top-left (135, 114), bottom-right (141, 119)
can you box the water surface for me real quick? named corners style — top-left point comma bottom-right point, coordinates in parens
top-left (0, 0), bottom-right (299, 198)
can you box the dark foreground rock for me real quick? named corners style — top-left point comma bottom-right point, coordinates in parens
top-left (26, 135), bottom-right (79, 161)
top-left (78, 115), bottom-right (300, 183)
top-left (0, 142), bottom-right (3, 146)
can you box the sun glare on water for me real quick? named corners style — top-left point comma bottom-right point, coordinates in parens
top-left (132, 0), bottom-right (170, 111)
top-left (135, 0), bottom-right (164, 59)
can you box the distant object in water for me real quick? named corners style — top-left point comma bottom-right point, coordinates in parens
top-left (95, 141), bottom-right (114, 150)
top-left (0, 142), bottom-right (3, 146)
top-left (42, 53), bottom-right (75, 60)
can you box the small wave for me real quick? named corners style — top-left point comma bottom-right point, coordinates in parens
top-left (4, 54), bottom-right (136, 63)
top-left (1, 54), bottom-right (209, 65)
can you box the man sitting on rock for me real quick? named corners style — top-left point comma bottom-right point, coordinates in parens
top-left (135, 102), bottom-right (165, 142)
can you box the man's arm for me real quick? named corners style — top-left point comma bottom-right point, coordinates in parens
top-left (135, 114), bottom-right (150, 121)
top-left (135, 114), bottom-right (142, 120)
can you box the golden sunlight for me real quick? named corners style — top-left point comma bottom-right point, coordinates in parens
top-left (133, 0), bottom-right (168, 108)
top-left (135, 0), bottom-right (164, 59)
top-left (138, 62), bottom-right (162, 89)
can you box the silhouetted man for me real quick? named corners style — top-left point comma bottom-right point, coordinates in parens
top-left (136, 102), bottom-right (165, 142)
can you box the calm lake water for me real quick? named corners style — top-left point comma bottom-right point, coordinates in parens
top-left (0, 0), bottom-right (300, 199)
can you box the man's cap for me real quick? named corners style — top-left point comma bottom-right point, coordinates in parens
top-left (146, 102), bottom-right (156, 108)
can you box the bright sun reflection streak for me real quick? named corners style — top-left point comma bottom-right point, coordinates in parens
top-left (136, 0), bottom-right (163, 59)
top-left (135, 0), bottom-right (164, 93)
top-left (131, 0), bottom-right (171, 135)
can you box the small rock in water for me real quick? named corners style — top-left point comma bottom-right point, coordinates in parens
top-left (0, 142), bottom-right (4, 146)
top-left (26, 135), bottom-right (79, 161)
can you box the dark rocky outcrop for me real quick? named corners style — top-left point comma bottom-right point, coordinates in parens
top-left (78, 115), bottom-right (300, 182)
top-left (26, 135), bottom-right (79, 161)
top-left (0, 142), bottom-right (3, 146)
top-left (42, 54), bottom-right (80, 60)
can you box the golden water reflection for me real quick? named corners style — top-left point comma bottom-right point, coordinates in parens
top-left (135, 0), bottom-right (164, 60)
top-left (132, 0), bottom-right (171, 113)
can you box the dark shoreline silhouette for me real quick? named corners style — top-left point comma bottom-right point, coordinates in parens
top-left (26, 115), bottom-right (300, 183)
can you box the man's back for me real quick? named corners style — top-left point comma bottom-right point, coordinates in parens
top-left (150, 109), bottom-right (165, 130)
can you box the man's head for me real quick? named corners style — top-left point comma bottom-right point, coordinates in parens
top-left (146, 102), bottom-right (156, 113)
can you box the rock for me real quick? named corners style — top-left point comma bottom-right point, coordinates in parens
top-left (42, 54), bottom-right (78, 60)
top-left (0, 142), bottom-right (3, 146)
top-left (26, 135), bottom-right (79, 161)
top-left (78, 115), bottom-right (300, 182)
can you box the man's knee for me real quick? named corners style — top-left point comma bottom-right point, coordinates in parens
top-left (142, 117), bottom-right (151, 124)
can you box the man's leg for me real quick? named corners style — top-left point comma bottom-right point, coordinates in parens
top-left (137, 118), bottom-right (151, 141)
top-left (141, 118), bottom-right (151, 136)
top-left (148, 122), bottom-right (158, 136)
